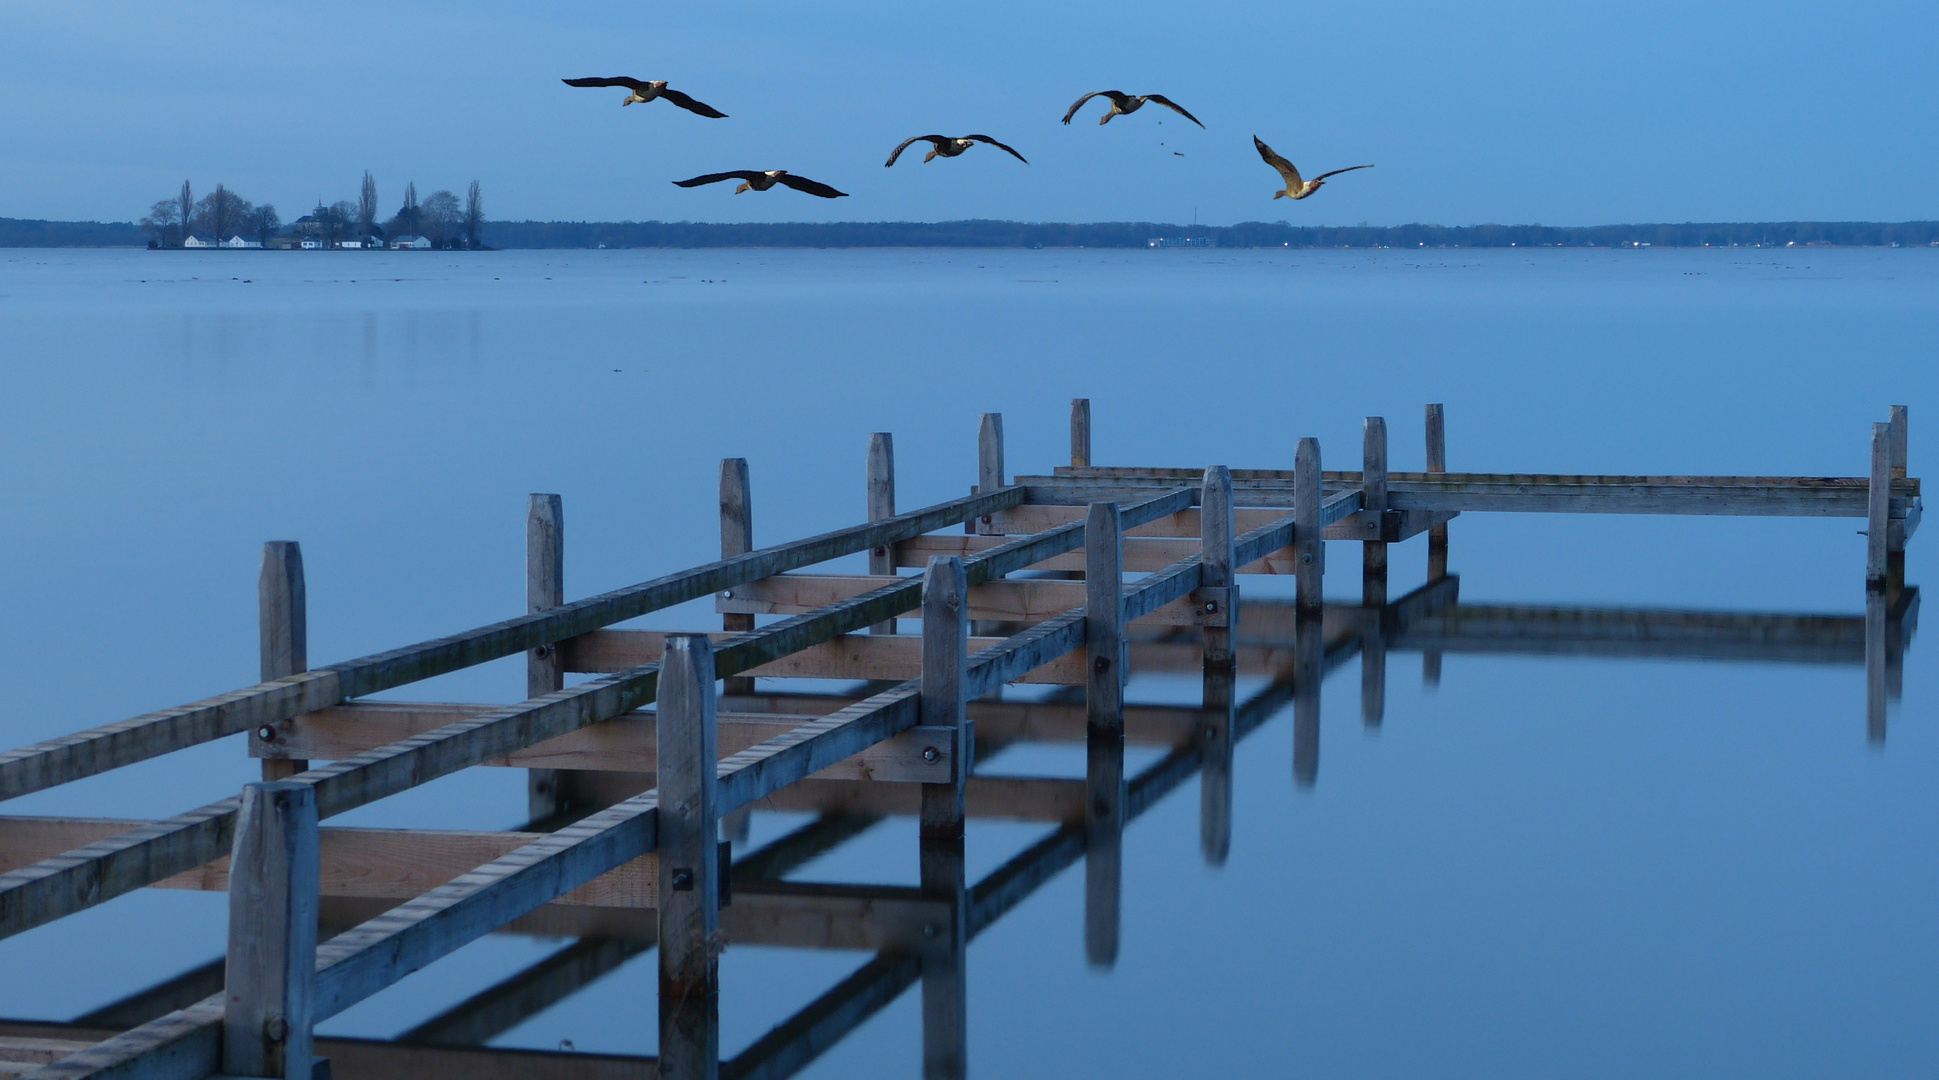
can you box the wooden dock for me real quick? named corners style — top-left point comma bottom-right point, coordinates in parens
top-left (0, 402), bottom-right (1918, 1079)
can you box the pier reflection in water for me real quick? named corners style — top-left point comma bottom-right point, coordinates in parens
top-left (6, 575), bottom-right (1912, 1079)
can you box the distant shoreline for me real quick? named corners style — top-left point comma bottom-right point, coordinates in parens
top-left (4, 216), bottom-right (1935, 250)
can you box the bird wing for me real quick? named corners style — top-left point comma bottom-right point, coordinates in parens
top-left (658, 88), bottom-right (728, 118)
top-left (885, 136), bottom-right (948, 167)
top-left (563, 77), bottom-right (650, 91)
top-left (1143, 94), bottom-right (1204, 128)
top-left (966, 135), bottom-right (1028, 164)
top-left (1253, 136), bottom-right (1303, 188)
top-left (1062, 91), bottom-right (1120, 125)
top-left (673, 172), bottom-right (764, 188)
top-left (775, 173), bottom-right (850, 198)
top-left (1310, 164), bottom-right (1375, 182)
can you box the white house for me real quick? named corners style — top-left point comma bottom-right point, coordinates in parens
top-left (390, 235), bottom-right (432, 249)
top-left (182, 236), bottom-right (212, 248)
top-left (300, 238), bottom-right (322, 250)
top-left (341, 239), bottom-right (364, 249)
top-left (222, 235), bottom-right (262, 249)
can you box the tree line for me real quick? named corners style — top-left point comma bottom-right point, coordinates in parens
top-left (138, 174), bottom-right (485, 248)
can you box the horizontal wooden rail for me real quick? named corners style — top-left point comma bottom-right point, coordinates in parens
top-left (0, 488), bottom-right (1028, 804)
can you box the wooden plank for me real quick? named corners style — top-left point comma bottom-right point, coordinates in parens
top-left (1055, 463), bottom-right (1922, 495)
top-left (0, 1038), bottom-right (94, 1066)
top-left (1296, 438), bottom-right (1323, 610)
top-left (257, 541), bottom-right (310, 781)
top-left (0, 818), bottom-right (662, 908)
top-left (1889, 405), bottom-right (1908, 480)
top-left (920, 558), bottom-right (970, 839)
top-left (564, 629), bottom-right (1090, 686)
top-left (746, 776), bottom-right (1087, 823)
top-left (526, 494), bottom-right (576, 822)
top-left (260, 702), bottom-right (952, 783)
top-left (0, 486), bottom-right (1025, 804)
top-left (866, 434), bottom-right (897, 635)
top-left (1070, 399), bottom-right (1091, 468)
top-left (1085, 501), bottom-right (1125, 968)
top-left (1362, 417), bottom-right (1389, 605)
top-left (977, 413), bottom-right (1004, 496)
top-left (656, 636), bottom-right (720, 1080)
top-left (1200, 467), bottom-right (1237, 671)
top-left (222, 783), bottom-right (319, 1080)
top-left (719, 573), bottom-right (1223, 628)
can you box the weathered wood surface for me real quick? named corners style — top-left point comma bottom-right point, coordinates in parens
top-left (0, 487), bottom-right (1026, 805)
top-left (1295, 438), bottom-right (1324, 609)
top-left (718, 572), bottom-right (1226, 628)
top-left (656, 636), bottom-right (720, 1080)
top-left (977, 502), bottom-right (1387, 544)
top-left (920, 558), bottom-right (970, 838)
top-left (1200, 466), bottom-right (1237, 671)
top-left (1028, 469), bottom-right (1921, 517)
top-left (565, 630), bottom-right (1090, 686)
top-left (257, 542), bottom-right (310, 781)
top-left (745, 775), bottom-right (1087, 823)
top-left (721, 458), bottom-right (757, 698)
top-left (866, 434), bottom-right (898, 635)
top-left (257, 702), bottom-right (953, 782)
top-left (1084, 501), bottom-right (1125, 968)
top-left (1362, 417), bottom-right (1389, 606)
top-left (222, 783), bottom-right (319, 1080)
top-left (526, 494), bottom-right (576, 821)
top-left (1870, 422), bottom-right (1892, 586)
top-left (1070, 399), bottom-right (1092, 468)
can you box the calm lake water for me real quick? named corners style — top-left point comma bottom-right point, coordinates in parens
top-left (0, 247), bottom-right (1933, 1077)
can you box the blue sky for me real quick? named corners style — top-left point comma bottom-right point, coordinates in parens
top-left (3, 0), bottom-right (1934, 226)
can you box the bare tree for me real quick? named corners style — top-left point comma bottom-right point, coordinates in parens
top-left (177, 180), bottom-right (194, 243)
top-left (194, 184), bottom-right (250, 243)
top-left (463, 181), bottom-right (484, 250)
top-left (389, 181), bottom-right (420, 238)
top-left (251, 204), bottom-right (280, 246)
top-left (328, 201), bottom-right (358, 245)
top-left (421, 190), bottom-right (461, 246)
top-left (358, 171), bottom-right (378, 241)
top-left (140, 199), bottom-right (183, 247)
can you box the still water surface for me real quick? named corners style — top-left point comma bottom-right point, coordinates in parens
top-left (0, 248), bottom-right (1933, 1077)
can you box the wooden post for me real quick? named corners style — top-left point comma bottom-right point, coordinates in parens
top-left (867, 434), bottom-right (898, 635)
top-left (720, 459), bottom-right (755, 697)
top-left (1866, 591), bottom-right (1887, 744)
top-left (919, 554), bottom-right (969, 1080)
top-left (1292, 611), bottom-right (1322, 789)
top-left (525, 494), bottom-right (575, 823)
top-left (1084, 501), bottom-right (1124, 968)
top-left (920, 556), bottom-right (970, 838)
top-left (257, 542), bottom-right (308, 781)
top-left (1070, 399), bottom-right (1092, 468)
top-left (223, 781), bottom-right (319, 1080)
top-left (1887, 406), bottom-right (1908, 597)
top-left (1361, 623), bottom-right (1387, 730)
top-left (1295, 437), bottom-right (1324, 612)
top-left (977, 413), bottom-right (1005, 495)
top-left (1199, 467), bottom-right (1235, 865)
top-left (1362, 417), bottom-right (1389, 605)
top-left (1867, 422), bottom-right (1890, 590)
top-left (658, 634), bottom-right (721, 1080)
top-left (1424, 403), bottom-right (1447, 686)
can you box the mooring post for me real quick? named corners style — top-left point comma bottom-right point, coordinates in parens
top-left (866, 434), bottom-right (898, 635)
top-left (1866, 591), bottom-right (1888, 744)
top-left (720, 458), bottom-right (755, 697)
top-left (1293, 609), bottom-right (1323, 790)
top-left (658, 634), bottom-right (721, 1080)
top-left (918, 555), bottom-right (969, 1080)
top-left (256, 542), bottom-right (308, 781)
top-left (525, 494), bottom-right (579, 823)
top-left (1423, 403), bottom-right (1448, 686)
top-left (1868, 422), bottom-right (1891, 591)
top-left (1199, 467), bottom-right (1236, 866)
top-left (972, 412), bottom-right (1006, 540)
top-left (1295, 437), bottom-right (1324, 612)
top-left (1084, 501), bottom-right (1125, 966)
top-left (1071, 398), bottom-right (1092, 468)
top-left (1362, 417), bottom-right (1389, 606)
top-left (1887, 406), bottom-right (1908, 598)
top-left (223, 781), bottom-right (319, 1080)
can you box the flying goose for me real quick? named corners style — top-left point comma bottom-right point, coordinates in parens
top-left (1253, 136), bottom-right (1372, 200)
top-left (561, 77), bottom-right (727, 118)
top-left (1062, 91), bottom-right (1204, 129)
top-left (673, 171), bottom-right (848, 198)
top-left (884, 134), bottom-right (1028, 167)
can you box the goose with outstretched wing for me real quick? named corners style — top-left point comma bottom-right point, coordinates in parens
top-left (561, 77), bottom-right (727, 118)
top-left (885, 134), bottom-right (1028, 167)
top-left (1253, 136), bottom-right (1372, 200)
top-left (673, 170), bottom-right (848, 198)
top-left (1062, 91), bottom-right (1204, 128)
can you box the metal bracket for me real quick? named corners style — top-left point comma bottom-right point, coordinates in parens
top-left (1188, 586), bottom-right (1235, 627)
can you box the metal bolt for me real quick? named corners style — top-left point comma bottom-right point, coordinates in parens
top-left (671, 868), bottom-right (694, 891)
top-left (722, 589), bottom-right (734, 599)
top-left (264, 1016), bottom-right (289, 1042)
top-left (256, 725), bottom-right (276, 742)
top-left (1092, 655), bottom-right (1111, 673)
top-left (533, 644), bottom-right (550, 659)
top-left (922, 746), bottom-right (940, 764)
top-left (1204, 725), bottom-right (1217, 740)
top-left (981, 515), bottom-right (992, 525)
top-left (1301, 552), bottom-right (1314, 564)
top-left (1204, 600), bottom-right (1218, 613)
top-left (1366, 520), bottom-right (1377, 530)
top-left (924, 922), bottom-right (940, 939)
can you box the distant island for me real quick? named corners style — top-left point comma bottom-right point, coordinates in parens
top-left (4, 215), bottom-right (1936, 250)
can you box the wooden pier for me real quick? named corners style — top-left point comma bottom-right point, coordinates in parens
top-left (0, 402), bottom-right (1918, 1079)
